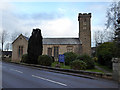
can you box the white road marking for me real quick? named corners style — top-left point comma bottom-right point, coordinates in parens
top-left (10, 69), bottom-right (23, 73)
top-left (32, 75), bottom-right (67, 87)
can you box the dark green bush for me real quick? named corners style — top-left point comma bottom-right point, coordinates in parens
top-left (71, 59), bottom-right (87, 70)
top-left (64, 52), bottom-right (78, 65)
top-left (21, 54), bottom-right (28, 63)
top-left (96, 42), bottom-right (114, 69)
top-left (50, 56), bottom-right (55, 62)
top-left (38, 55), bottom-right (53, 66)
top-left (92, 57), bottom-right (98, 62)
top-left (76, 54), bottom-right (95, 69)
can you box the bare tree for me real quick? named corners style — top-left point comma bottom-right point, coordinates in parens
top-left (105, 1), bottom-right (120, 39)
top-left (5, 43), bottom-right (10, 51)
top-left (0, 30), bottom-right (8, 52)
top-left (94, 30), bottom-right (105, 47)
top-left (11, 31), bottom-right (21, 42)
top-left (11, 31), bottom-right (29, 43)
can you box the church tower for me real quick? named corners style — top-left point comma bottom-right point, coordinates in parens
top-left (78, 13), bottom-right (91, 56)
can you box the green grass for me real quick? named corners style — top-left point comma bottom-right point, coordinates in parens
top-left (52, 61), bottom-right (112, 73)
top-left (95, 62), bottom-right (112, 73)
top-left (51, 62), bottom-right (71, 69)
top-left (85, 68), bottom-right (104, 73)
top-left (51, 62), bottom-right (59, 67)
top-left (60, 65), bottom-right (71, 69)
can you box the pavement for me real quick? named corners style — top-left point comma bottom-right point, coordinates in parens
top-left (1, 61), bottom-right (119, 88)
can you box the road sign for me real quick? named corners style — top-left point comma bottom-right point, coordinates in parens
top-left (58, 54), bottom-right (65, 63)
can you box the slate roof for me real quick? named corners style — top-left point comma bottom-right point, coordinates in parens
top-left (23, 36), bottom-right (81, 45)
top-left (24, 36), bottom-right (29, 41)
top-left (43, 38), bottom-right (81, 45)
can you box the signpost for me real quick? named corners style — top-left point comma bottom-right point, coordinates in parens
top-left (58, 54), bottom-right (65, 65)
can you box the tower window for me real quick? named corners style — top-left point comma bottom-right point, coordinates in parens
top-left (83, 22), bottom-right (87, 25)
top-left (83, 18), bottom-right (87, 25)
top-left (83, 27), bottom-right (87, 30)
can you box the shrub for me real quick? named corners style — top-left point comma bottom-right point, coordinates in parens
top-left (21, 54), bottom-right (28, 63)
top-left (64, 52), bottom-right (78, 65)
top-left (92, 57), bottom-right (98, 62)
top-left (50, 56), bottom-right (55, 62)
top-left (38, 55), bottom-right (53, 66)
top-left (71, 60), bottom-right (87, 70)
top-left (96, 42), bottom-right (114, 69)
top-left (76, 54), bottom-right (95, 69)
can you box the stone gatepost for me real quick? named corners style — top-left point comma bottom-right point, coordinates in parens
top-left (112, 58), bottom-right (120, 82)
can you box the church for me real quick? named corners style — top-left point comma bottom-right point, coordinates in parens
top-left (12, 13), bottom-right (91, 62)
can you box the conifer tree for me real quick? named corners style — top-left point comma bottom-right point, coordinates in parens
top-left (114, 16), bottom-right (120, 57)
top-left (27, 28), bottom-right (43, 64)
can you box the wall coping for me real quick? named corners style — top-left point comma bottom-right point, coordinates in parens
top-left (112, 58), bottom-right (120, 63)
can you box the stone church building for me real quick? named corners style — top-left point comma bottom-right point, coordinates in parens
top-left (12, 13), bottom-right (91, 62)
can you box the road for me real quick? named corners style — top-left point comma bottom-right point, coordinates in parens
top-left (1, 61), bottom-right (119, 88)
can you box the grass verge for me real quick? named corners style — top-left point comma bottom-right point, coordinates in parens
top-left (95, 62), bottom-right (112, 73)
top-left (52, 62), bottom-right (104, 73)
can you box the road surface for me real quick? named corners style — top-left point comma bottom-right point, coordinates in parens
top-left (1, 61), bottom-right (119, 88)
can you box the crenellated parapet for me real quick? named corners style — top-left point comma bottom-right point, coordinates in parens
top-left (78, 13), bottom-right (91, 21)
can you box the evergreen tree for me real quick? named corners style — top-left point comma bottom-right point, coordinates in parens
top-left (27, 28), bottom-right (43, 64)
top-left (114, 15), bottom-right (120, 57)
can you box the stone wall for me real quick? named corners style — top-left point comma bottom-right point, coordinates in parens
top-left (112, 58), bottom-right (120, 82)
top-left (12, 35), bottom-right (28, 62)
top-left (43, 44), bottom-right (80, 55)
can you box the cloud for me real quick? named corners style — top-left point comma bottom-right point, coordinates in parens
top-left (15, 12), bottom-right (64, 21)
top-left (39, 18), bottom-right (78, 37)
top-left (2, 7), bottom-right (78, 38)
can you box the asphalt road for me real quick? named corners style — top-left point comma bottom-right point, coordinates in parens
top-left (1, 61), bottom-right (119, 88)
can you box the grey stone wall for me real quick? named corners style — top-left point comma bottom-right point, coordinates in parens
top-left (112, 58), bottom-right (120, 82)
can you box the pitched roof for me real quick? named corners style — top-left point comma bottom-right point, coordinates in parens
top-left (23, 35), bottom-right (81, 45)
top-left (24, 36), bottom-right (29, 41)
top-left (43, 38), bottom-right (81, 45)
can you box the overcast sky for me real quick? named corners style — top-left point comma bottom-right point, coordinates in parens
top-left (0, 1), bottom-right (113, 49)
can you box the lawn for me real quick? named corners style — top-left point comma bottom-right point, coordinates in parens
top-left (51, 62), bottom-right (71, 69)
top-left (85, 69), bottom-right (104, 73)
top-left (51, 62), bottom-right (104, 73)
top-left (95, 62), bottom-right (112, 73)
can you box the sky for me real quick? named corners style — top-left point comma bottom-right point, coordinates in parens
top-left (0, 1), bottom-right (113, 49)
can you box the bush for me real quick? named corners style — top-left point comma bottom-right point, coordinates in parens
top-left (71, 60), bottom-right (87, 70)
top-left (38, 55), bottom-right (53, 66)
top-left (96, 42), bottom-right (114, 69)
top-left (50, 56), bottom-right (55, 62)
top-left (76, 54), bottom-right (95, 69)
top-left (64, 52), bottom-right (78, 65)
top-left (92, 57), bottom-right (98, 62)
top-left (21, 54), bottom-right (28, 63)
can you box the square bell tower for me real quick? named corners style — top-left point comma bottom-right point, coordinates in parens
top-left (78, 13), bottom-right (91, 56)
